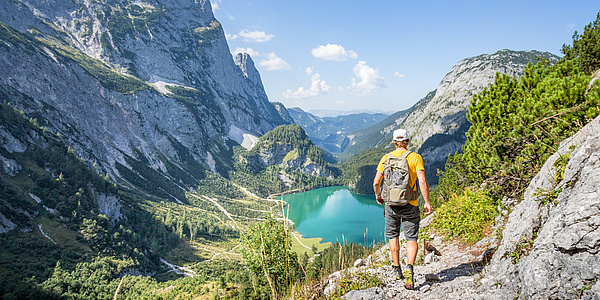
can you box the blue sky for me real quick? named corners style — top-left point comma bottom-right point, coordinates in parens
top-left (211, 1), bottom-right (599, 116)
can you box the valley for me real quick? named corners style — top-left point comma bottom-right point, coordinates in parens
top-left (0, 0), bottom-right (599, 299)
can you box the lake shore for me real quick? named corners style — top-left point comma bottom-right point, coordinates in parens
top-left (279, 186), bottom-right (386, 248)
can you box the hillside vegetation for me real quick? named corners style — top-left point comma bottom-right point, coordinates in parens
top-left (431, 13), bottom-right (600, 242)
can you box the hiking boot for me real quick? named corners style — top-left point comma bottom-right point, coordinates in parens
top-left (402, 269), bottom-right (414, 290)
top-left (393, 265), bottom-right (404, 280)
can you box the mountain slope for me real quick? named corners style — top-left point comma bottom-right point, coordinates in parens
top-left (229, 124), bottom-right (338, 197)
top-left (341, 50), bottom-right (560, 185)
top-left (0, 0), bottom-right (287, 203)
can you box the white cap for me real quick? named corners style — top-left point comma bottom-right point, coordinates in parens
top-left (392, 129), bottom-right (409, 142)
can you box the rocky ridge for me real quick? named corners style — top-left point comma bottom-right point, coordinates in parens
top-left (327, 114), bottom-right (600, 300)
top-left (341, 50), bottom-right (560, 181)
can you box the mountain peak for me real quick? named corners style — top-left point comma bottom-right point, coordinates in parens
top-left (235, 53), bottom-right (263, 88)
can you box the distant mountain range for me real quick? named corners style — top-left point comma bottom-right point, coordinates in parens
top-left (283, 106), bottom-right (388, 153)
top-left (306, 109), bottom-right (393, 118)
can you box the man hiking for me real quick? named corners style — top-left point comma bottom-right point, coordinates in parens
top-left (373, 128), bottom-right (432, 290)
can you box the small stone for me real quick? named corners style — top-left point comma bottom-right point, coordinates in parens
top-left (426, 244), bottom-right (442, 256)
top-left (329, 271), bottom-right (341, 280)
top-left (424, 252), bottom-right (436, 264)
top-left (421, 284), bottom-right (431, 293)
top-left (354, 258), bottom-right (365, 267)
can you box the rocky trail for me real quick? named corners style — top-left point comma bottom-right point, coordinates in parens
top-left (318, 214), bottom-right (495, 300)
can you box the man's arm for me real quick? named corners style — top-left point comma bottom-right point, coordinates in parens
top-left (416, 170), bottom-right (432, 215)
top-left (373, 171), bottom-right (384, 205)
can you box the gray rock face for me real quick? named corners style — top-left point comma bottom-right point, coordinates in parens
top-left (0, 154), bottom-right (21, 176)
top-left (479, 115), bottom-right (600, 299)
top-left (0, 127), bottom-right (27, 153)
top-left (0, 212), bottom-right (17, 233)
top-left (343, 287), bottom-right (385, 300)
top-left (0, 0), bottom-right (287, 200)
top-left (255, 144), bottom-right (331, 178)
top-left (235, 53), bottom-right (264, 90)
top-left (97, 193), bottom-right (124, 223)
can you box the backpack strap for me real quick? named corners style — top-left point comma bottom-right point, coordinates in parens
top-left (400, 150), bottom-right (412, 160)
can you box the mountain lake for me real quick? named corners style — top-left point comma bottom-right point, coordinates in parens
top-left (280, 186), bottom-right (387, 247)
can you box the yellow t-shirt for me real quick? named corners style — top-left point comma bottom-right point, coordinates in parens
top-left (376, 149), bottom-right (424, 207)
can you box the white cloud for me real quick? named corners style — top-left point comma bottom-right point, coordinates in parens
top-left (225, 31), bottom-right (238, 41)
top-left (211, 0), bottom-right (221, 11)
top-left (282, 67), bottom-right (331, 99)
top-left (238, 29), bottom-right (275, 42)
top-left (233, 47), bottom-right (260, 57)
top-left (311, 44), bottom-right (358, 61)
top-left (258, 52), bottom-right (291, 71)
top-left (341, 61), bottom-right (386, 96)
top-left (226, 30), bottom-right (274, 42)
top-left (394, 71), bottom-right (405, 78)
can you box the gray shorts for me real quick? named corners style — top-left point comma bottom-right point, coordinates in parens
top-left (384, 204), bottom-right (421, 241)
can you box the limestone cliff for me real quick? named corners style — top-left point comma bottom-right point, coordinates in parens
top-left (0, 0), bottom-right (287, 202)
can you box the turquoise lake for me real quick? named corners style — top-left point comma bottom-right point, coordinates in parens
top-left (280, 186), bottom-right (386, 246)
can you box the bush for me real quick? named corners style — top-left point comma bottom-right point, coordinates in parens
top-left (432, 189), bottom-right (497, 243)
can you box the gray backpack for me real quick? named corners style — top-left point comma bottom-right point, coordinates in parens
top-left (381, 151), bottom-right (418, 206)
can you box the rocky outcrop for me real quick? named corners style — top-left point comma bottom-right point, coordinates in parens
top-left (97, 193), bottom-right (124, 224)
top-left (253, 144), bottom-right (332, 178)
top-left (0, 154), bottom-right (21, 176)
top-left (0, 212), bottom-right (17, 233)
top-left (477, 114), bottom-right (600, 300)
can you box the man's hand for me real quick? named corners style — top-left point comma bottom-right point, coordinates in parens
top-left (423, 202), bottom-right (432, 215)
top-left (376, 196), bottom-right (384, 205)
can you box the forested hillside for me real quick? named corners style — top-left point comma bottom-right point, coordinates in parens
top-left (230, 124), bottom-right (339, 197)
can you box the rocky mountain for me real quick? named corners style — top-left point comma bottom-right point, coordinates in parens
top-left (0, 0), bottom-right (287, 202)
top-left (340, 50), bottom-right (560, 184)
top-left (238, 124), bottom-right (335, 179)
top-left (285, 106), bottom-right (388, 153)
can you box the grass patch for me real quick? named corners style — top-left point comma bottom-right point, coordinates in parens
top-left (283, 149), bottom-right (299, 162)
top-left (36, 216), bottom-right (89, 253)
top-left (431, 188), bottom-right (497, 243)
top-left (290, 231), bottom-right (331, 256)
top-left (331, 270), bottom-right (384, 299)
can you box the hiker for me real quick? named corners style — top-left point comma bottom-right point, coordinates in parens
top-left (373, 128), bottom-right (432, 290)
